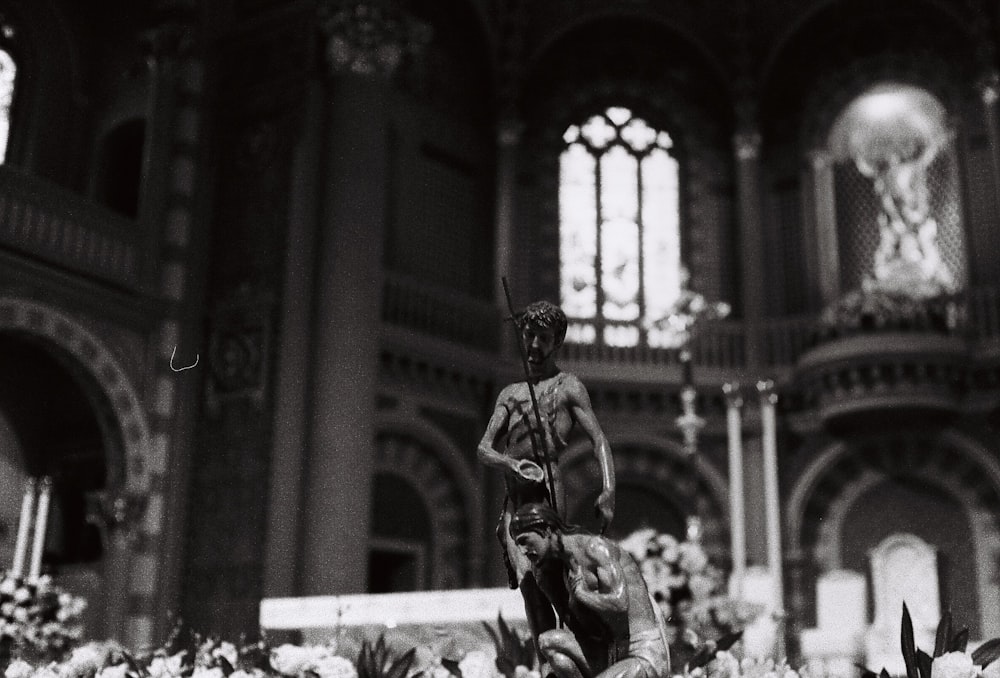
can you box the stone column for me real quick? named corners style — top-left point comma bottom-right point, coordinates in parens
top-left (495, 117), bottom-right (522, 355)
top-left (734, 126), bottom-right (765, 367)
top-left (978, 72), bottom-right (1000, 279)
top-left (299, 1), bottom-right (428, 595)
top-left (979, 73), bottom-right (1000, 198)
top-left (784, 548), bottom-right (808, 667)
top-left (758, 379), bottom-right (785, 659)
top-left (806, 149), bottom-right (839, 306)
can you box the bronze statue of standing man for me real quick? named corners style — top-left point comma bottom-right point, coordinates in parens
top-left (477, 300), bottom-right (616, 641)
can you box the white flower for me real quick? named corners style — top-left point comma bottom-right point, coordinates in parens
top-left (688, 574), bottom-right (716, 600)
top-left (0, 577), bottom-right (16, 596)
top-left (33, 667), bottom-right (60, 678)
top-left (62, 644), bottom-right (107, 678)
top-left (514, 666), bottom-right (539, 678)
top-left (707, 651), bottom-right (740, 678)
top-left (678, 543), bottom-right (709, 574)
top-left (656, 534), bottom-right (680, 564)
top-left (458, 651), bottom-right (496, 678)
top-left (4, 659), bottom-right (33, 678)
top-left (212, 642), bottom-right (239, 668)
top-left (148, 652), bottom-right (187, 678)
top-left (931, 652), bottom-right (978, 678)
top-left (620, 529), bottom-right (658, 562)
top-left (271, 645), bottom-right (331, 677)
top-left (641, 559), bottom-right (672, 596)
top-left (13, 588), bottom-right (31, 603)
top-left (313, 655), bottom-right (357, 678)
top-left (982, 661), bottom-right (1000, 678)
top-left (96, 664), bottom-right (130, 678)
top-left (192, 668), bottom-right (225, 678)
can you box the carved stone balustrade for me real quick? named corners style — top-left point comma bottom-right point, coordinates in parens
top-left (0, 168), bottom-right (146, 292)
top-left (795, 332), bottom-right (970, 423)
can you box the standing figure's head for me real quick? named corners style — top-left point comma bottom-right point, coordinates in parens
top-left (518, 301), bottom-right (567, 374)
top-left (509, 501), bottom-right (579, 564)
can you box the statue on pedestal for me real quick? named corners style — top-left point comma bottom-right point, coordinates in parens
top-left (477, 300), bottom-right (616, 646)
top-left (509, 502), bottom-right (670, 678)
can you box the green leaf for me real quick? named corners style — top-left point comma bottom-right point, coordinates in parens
top-left (716, 631), bottom-right (743, 653)
top-left (934, 611), bottom-right (952, 658)
top-left (949, 628), bottom-right (969, 653)
top-left (972, 638), bottom-right (1000, 668)
top-left (901, 604), bottom-right (919, 678)
top-left (386, 648), bottom-right (416, 678)
top-left (441, 658), bottom-right (463, 678)
top-left (917, 649), bottom-right (932, 678)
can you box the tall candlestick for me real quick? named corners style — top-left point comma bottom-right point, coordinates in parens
top-left (28, 477), bottom-right (52, 581)
top-left (724, 382), bottom-right (746, 599)
top-left (757, 379), bottom-right (784, 658)
top-left (11, 477), bottom-right (36, 578)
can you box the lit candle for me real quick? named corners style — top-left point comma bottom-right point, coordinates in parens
top-left (11, 477), bottom-right (36, 578)
top-left (724, 382), bottom-right (745, 599)
top-left (757, 379), bottom-right (784, 657)
top-left (28, 477), bottom-right (52, 581)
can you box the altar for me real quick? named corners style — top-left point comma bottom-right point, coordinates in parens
top-left (260, 587), bottom-right (529, 655)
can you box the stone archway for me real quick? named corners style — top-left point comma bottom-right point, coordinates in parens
top-left (0, 297), bottom-right (153, 642)
top-left (787, 430), bottom-right (1000, 638)
top-left (560, 435), bottom-right (729, 557)
top-left (373, 416), bottom-right (483, 589)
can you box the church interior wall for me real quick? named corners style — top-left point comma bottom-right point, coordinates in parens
top-left (0, 0), bottom-right (999, 654)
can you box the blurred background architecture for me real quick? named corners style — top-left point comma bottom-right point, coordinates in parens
top-left (0, 0), bottom-right (998, 666)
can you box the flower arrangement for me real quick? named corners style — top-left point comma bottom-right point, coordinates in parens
top-left (861, 604), bottom-right (1000, 678)
top-left (0, 617), bottom-right (536, 678)
top-left (618, 528), bottom-right (762, 667)
top-left (0, 572), bottom-right (87, 666)
top-left (815, 284), bottom-right (960, 342)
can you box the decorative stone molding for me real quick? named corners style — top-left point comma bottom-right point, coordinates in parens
top-left (374, 432), bottom-right (470, 588)
top-left (317, 1), bottom-right (431, 77)
top-left (979, 71), bottom-right (1000, 106)
top-left (205, 284), bottom-right (274, 414)
top-left (734, 130), bottom-right (761, 160)
top-left (795, 332), bottom-right (969, 422)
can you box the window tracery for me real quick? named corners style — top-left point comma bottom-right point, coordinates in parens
top-left (559, 106), bottom-right (682, 348)
top-left (0, 47), bottom-right (15, 165)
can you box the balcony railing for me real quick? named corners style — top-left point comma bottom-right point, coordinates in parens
top-left (0, 168), bottom-right (143, 292)
top-left (381, 277), bottom-right (1000, 371)
top-left (382, 272), bottom-right (499, 351)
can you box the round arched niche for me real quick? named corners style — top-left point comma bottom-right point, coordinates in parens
top-left (825, 82), bottom-right (966, 294)
top-left (789, 430), bottom-right (1000, 638)
top-left (560, 439), bottom-right (728, 557)
top-left (0, 330), bottom-right (120, 636)
top-left (372, 429), bottom-right (477, 590)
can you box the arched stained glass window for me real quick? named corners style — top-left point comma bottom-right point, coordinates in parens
top-left (0, 47), bottom-right (15, 165)
top-left (559, 106), bottom-right (682, 348)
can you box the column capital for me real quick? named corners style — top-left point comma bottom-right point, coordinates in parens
top-left (497, 116), bottom-right (524, 148)
top-left (318, 1), bottom-right (431, 78)
top-left (978, 71), bottom-right (1000, 107)
top-left (756, 378), bottom-right (778, 404)
top-left (723, 381), bottom-right (743, 409)
top-left (807, 148), bottom-right (832, 171)
top-left (734, 130), bottom-right (761, 160)
top-left (139, 18), bottom-right (197, 71)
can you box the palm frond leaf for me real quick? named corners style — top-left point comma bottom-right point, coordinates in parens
top-left (901, 604), bottom-right (919, 678)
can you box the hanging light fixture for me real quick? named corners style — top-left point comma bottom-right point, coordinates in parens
top-left (649, 268), bottom-right (730, 455)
